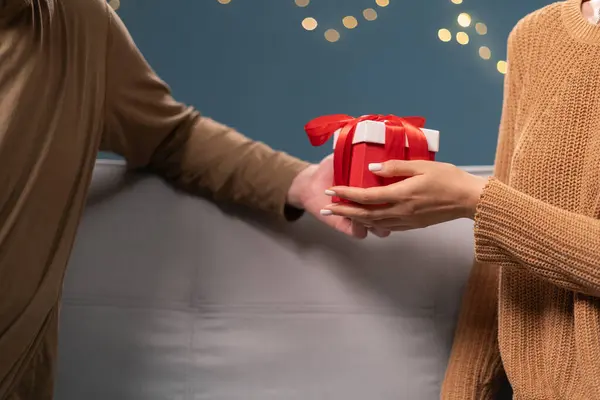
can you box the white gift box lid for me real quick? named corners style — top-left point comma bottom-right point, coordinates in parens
top-left (332, 120), bottom-right (439, 152)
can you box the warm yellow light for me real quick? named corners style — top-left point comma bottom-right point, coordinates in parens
top-left (497, 60), bottom-right (508, 74)
top-left (363, 8), bottom-right (378, 21)
top-left (376, 0), bottom-right (390, 7)
top-left (479, 46), bottom-right (491, 60)
top-left (295, 0), bottom-right (310, 6)
top-left (109, 0), bottom-right (120, 10)
top-left (475, 22), bottom-right (488, 35)
top-left (457, 13), bottom-right (472, 27)
top-left (217, 0), bottom-right (231, 4)
top-left (451, 0), bottom-right (463, 4)
top-left (456, 31), bottom-right (469, 45)
top-left (438, 28), bottom-right (452, 42)
top-left (302, 17), bottom-right (318, 31)
top-left (324, 29), bottom-right (341, 42)
top-left (343, 16), bottom-right (359, 29)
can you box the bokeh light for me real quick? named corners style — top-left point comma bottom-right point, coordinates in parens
top-left (343, 16), bottom-right (359, 29)
top-left (438, 29), bottom-right (452, 42)
top-left (479, 46), bottom-right (491, 60)
top-left (456, 31), bottom-right (469, 45)
top-left (302, 17), bottom-right (318, 31)
top-left (325, 29), bottom-right (341, 42)
top-left (497, 60), bottom-right (507, 74)
top-left (457, 13), bottom-right (472, 27)
top-left (475, 22), bottom-right (488, 35)
top-left (363, 8), bottom-right (378, 21)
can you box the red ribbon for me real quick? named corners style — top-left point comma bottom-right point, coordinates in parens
top-left (304, 114), bottom-right (430, 187)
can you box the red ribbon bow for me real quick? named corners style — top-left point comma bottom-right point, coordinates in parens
top-left (304, 114), bottom-right (430, 187)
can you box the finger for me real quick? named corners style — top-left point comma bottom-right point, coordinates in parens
top-left (389, 226), bottom-right (414, 232)
top-left (351, 219), bottom-right (368, 239)
top-left (346, 218), bottom-right (391, 238)
top-left (367, 160), bottom-right (432, 178)
top-left (329, 216), bottom-right (368, 239)
top-left (325, 187), bottom-right (397, 205)
top-left (334, 216), bottom-right (353, 236)
top-left (351, 217), bottom-right (406, 233)
top-left (366, 218), bottom-right (410, 229)
top-left (369, 227), bottom-right (391, 238)
top-left (321, 204), bottom-right (393, 220)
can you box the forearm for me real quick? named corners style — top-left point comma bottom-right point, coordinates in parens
top-left (101, 7), bottom-right (310, 219)
top-left (475, 178), bottom-right (600, 296)
top-left (149, 113), bottom-right (310, 219)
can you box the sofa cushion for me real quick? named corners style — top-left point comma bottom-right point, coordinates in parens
top-left (55, 161), bottom-right (485, 400)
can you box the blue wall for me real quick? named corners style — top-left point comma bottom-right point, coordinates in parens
top-left (103, 0), bottom-right (550, 165)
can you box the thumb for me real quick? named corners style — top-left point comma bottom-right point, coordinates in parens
top-left (368, 160), bottom-right (430, 178)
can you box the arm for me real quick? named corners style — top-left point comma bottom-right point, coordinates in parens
top-left (475, 180), bottom-right (600, 296)
top-left (441, 26), bottom-right (523, 400)
top-left (471, 29), bottom-right (600, 299)
top-left (101, 6), bottom-right (309, 220)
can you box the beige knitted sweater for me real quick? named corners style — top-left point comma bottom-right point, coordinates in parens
top-left (441, 0), bottom-right (600, 398)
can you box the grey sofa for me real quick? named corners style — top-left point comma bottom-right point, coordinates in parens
top-left (54, 161), bottom-right (492, 400)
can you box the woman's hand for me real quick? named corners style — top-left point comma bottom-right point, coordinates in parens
top-left (320, 160), bottom-right (488, 232)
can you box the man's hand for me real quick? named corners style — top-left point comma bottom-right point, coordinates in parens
top-left (318, 160), bottom-right (487, 232)
top-left (287, 155), bottom-right (390, 238)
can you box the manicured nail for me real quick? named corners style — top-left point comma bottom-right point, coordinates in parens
top-left (368, 163), bottom-right (383, 171)
top-left (324, 189), bottom-right (336, 196)
top-left (320, 209), bottom-right (333, 216)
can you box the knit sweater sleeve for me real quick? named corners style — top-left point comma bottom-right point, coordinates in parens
top-left (473, 28), bottom-right (600, 297)
top-left (441, 26), bottom-right (523, 400)
top-left (475, 181), bottom-right (600, 296)
top-left (101, 6), bottom-right (309, 221)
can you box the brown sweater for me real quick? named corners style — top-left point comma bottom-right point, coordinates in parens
top-left (442, 0), bottom-right (600, 398)
top-left (0, 1), bottom-right (308, 398)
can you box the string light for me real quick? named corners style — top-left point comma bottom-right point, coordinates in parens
top-left (324, 29), bottom-right (341, 42)
top-left (342, 16), bottom-right (359, 29)
top-left (108, 0), bottom-right (120, 10)
top-left (437, 6), bottom-right (504, 75)
top-left (457, 13), bottom-right (472, 27)
top-left (497, 60), bottom-right (507, 74)
top-left (293, 1), bottom-right (389, 42)
top-left (479, 46), bottom-right (491, 60)
top-left (216, 0), bottom-right (502, 68)
top-left (363, 8), bottom-right (378, 21)
top-left (475, 22), bottom-right (487, 35)
top-left (438, 28), bottom-right (452, 42)
top-left (302, 17), bottom-right (318, 31)
top-left (456, 31), bottom-right (469, 45)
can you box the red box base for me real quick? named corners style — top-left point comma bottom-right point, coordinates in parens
top-left (333, 142), bottom-right (436, 204)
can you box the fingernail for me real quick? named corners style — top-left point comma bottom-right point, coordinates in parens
top-left (368, 163), bottom-right (382, 172)
top-left (324, 189), bottom-right (336, 196)
top-left (320, 209), bottom-right (333, 216)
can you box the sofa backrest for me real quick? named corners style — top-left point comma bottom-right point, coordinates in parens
top-left (55, 161), bottom-right (490, 400)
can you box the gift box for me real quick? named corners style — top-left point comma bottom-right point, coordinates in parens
top-left (304, 114), bottom-right (439, 203)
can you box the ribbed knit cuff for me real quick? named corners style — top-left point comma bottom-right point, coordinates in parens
top-left (473, 178), bottom-right (523, 264)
